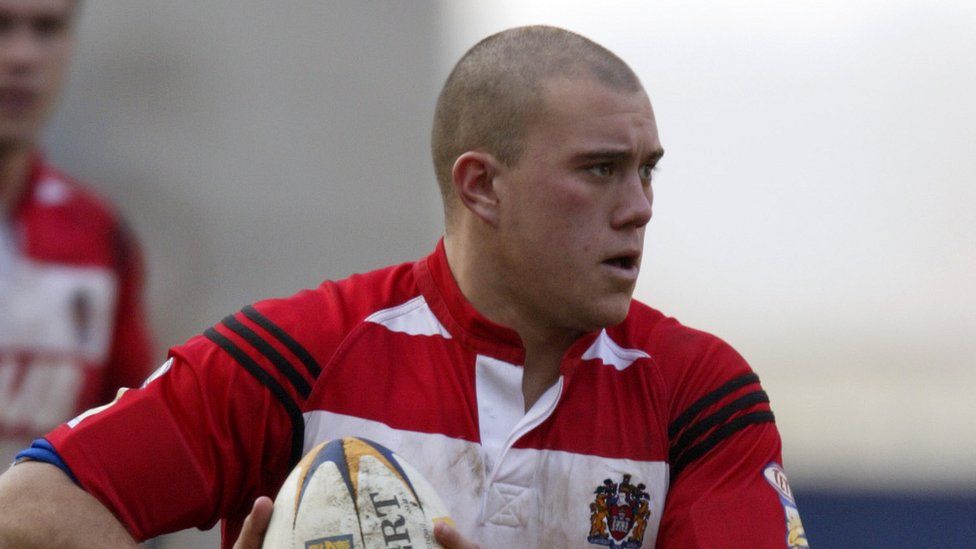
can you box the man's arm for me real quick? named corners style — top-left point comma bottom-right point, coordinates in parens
top-left (657, 422), bottom-right (799, 548)
top-left (0, 461), bottom-right (138, 548)
top-left (653, 329), bottom-right (804, 547)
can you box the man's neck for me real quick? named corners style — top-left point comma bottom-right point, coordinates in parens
top-left (0, 145), bottom-right (33, 215)
top-left (444, 232), bottom-right (580, 410)
top-left (444, 231), bottom-right (581, 342)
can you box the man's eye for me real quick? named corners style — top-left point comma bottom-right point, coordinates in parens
top-left (638, 164), bottom-right (655, 183)
top-left (588, 164), bottom-right (613, 177)
top-left (33, 16), bottom-right (67, 38)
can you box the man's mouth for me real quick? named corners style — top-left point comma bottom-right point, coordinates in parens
top-left (0, 88), bottom-right (38, 114)
top-left (602, 253), bottom-right (640, 272)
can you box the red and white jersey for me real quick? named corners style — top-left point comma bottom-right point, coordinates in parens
top-left (44, 241), bottom-right (806, 548)
top-left (1, 155), bottom-right (152, 463)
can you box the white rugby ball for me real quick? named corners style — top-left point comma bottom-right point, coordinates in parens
top-left (262, 436), bottom-right (454, 549)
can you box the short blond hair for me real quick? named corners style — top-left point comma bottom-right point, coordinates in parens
top-left (431, 26), bottom-right (642, 222)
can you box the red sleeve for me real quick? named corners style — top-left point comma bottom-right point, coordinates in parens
top-left (101, 221), bottom-right (154, 402)
top-left (655, 334), bottom-right (807, 548)
top-left (44, 334), bottom-right (298, 543)
top-left (41, 279), bottom-right (373, 546)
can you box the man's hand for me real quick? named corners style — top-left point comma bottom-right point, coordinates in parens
top-left (232, 496), bottom-right (274, 549)
top-left (434, 521), bottom-right (481, 549)
top-left (232, 496), bottom-right (479, 549)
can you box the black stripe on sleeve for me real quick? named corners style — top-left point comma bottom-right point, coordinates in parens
top-left (668, 372), bottom-right (759, 439)
top-left (669, 410), bottom-right (776, 482)
top-left (204, 327), bottom-right (304, 467)
top-left (221, 315), bottom-right (311, 399)
top-left (242, 305), bottom-right (322, 378)
top-left (669, 389), bottom-right (770, 464)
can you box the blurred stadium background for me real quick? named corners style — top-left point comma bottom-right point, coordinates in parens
top-left (46, 1), bottom-right (974, 547)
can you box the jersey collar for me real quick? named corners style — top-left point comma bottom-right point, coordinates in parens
top-left (415, 239), bottom-right (525, 364)
top-left (414, 239), bottom-right (600, 371)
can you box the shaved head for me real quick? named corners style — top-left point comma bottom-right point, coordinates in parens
top-left (431, 25), bottom-right (644, 224)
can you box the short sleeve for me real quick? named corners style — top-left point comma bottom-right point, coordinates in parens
top-left (656, 334), bottom-right (807, 548)
top-left (42, 335), bottom-right (298, 542)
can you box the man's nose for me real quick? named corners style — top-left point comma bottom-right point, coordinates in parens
top-left (612, 171), bottom-right (653, 229)
top-left (1, 27), bottom-right (42, 72)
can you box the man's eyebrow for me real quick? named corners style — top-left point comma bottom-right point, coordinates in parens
top-left (572, 147), bottom-right (665, 164)
top-left (572, 149), bottom-right (629, 162)
top-left (646, 148), bottom-right (665, 164)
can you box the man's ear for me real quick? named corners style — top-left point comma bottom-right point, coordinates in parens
top-left (451, 151), bottom-right (502, 227)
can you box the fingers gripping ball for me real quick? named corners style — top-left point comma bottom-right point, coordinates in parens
top-left (262, 437), bottom-right (454, 549)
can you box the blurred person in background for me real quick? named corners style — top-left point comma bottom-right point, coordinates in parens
top-left (0, 0), bottom-right (152, 465)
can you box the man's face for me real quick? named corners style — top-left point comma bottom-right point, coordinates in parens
top-left (0, 0), bottom-right (74, 147)
top-left (493, 77), bottom-right (662, 335)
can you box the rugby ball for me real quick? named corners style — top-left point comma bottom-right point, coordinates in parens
top-left (262, 437), bottom-right (454, 549)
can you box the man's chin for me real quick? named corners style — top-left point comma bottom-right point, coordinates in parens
top-left (578, 302), bottom-right (632, 332)
top-left (0, 132), bottom-right (38, 152)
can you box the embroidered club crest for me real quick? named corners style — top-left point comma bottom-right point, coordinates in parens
top-left (587, 474), bottom-right (651, 548)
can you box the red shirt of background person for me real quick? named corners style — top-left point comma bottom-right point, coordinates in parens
top-left (0, 0), bottom-right (153, 463)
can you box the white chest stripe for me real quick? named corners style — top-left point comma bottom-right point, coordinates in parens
top-left (581, 329), bottom-right (650, 370)
top-left (303, 411), bottom-right (669, 547)
top-left (364, 295), bottom-right (452, 338)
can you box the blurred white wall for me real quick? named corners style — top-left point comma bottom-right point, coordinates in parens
top-left (442, 0), bottom-right (976, 492)
top-left (46, 1), bottom-right (444, 351)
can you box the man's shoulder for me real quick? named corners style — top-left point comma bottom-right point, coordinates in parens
top-left (19, 160), bottom-right (138, 268)
top-left (618, 304), bottom-right (780, 489)
top-left (253, 257), bottom-right (423, 332)
top-left (616, 299), bottom-right (756, 402)
top-left (30, 162), bottom-right (121, 227)
top-left (616, 299), bottom-right (732, 357)
top-left (180, 257), bottom-right (426, 374)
